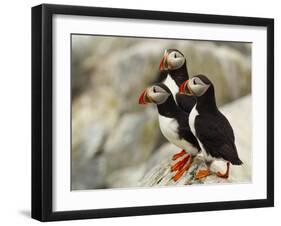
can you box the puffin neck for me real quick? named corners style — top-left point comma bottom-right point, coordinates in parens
top-left (196, 86), bottom-right (218, 114)
top-left (168, 62), bottom-right (189, 86)
top-left (157, 95), bottom-right (181, 118)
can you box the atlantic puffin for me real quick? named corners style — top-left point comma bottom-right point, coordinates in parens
top-left (158, 49), bottom-right (194, 105)
top-left (138, 83), bottom-right (200, 181)
top-left (179, 75), bottom-right (243, 179)
top-left (158, 49), bottom-right (197, 160)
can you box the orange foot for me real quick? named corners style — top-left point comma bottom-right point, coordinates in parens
top-left (172, 149), bottom-right (187, 161)
top-left (171, 155), bottom-right (190, 172)
top-left (216, 162), bottom-right (230, 179)
top-left (195, 168), bottom-right (210, 179)
top-left (172, 157), bottom-right (193, 181)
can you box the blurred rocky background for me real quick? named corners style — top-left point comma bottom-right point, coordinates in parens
top-left (71, 35), bottom-right (252, 190)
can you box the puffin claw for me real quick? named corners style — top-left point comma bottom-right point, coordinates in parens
top-left (216, 162), bottom-right (230, 179)
top-left (216, 171), bottom-right (229, 179)
top-left (172, 157), bottom-right (193, 181)
top-left (195, 168), bottom-right (210, 179)
top-left (172, 150), bottom-right (187, 161)
top-left (171, 155), bottom-right (190, 172)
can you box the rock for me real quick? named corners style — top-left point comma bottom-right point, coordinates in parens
top-left (71, 155), bottom-right (107, 190)
top-left (138, 143), bottom-right (231, 187)
top-left (180, 41), bottom-right (251, 105)
top-left (103, 109), bottom-right (161, 173)
top-left (106, 163), bottom-right (146, 188)
top-left (72, 123), bottom-right (107, 167)
top-left (71, 92), bottom-right (120, 168)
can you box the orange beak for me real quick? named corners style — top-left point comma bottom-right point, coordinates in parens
top-left (179, 80), bottom-right (188, 94)
top-left (159, 57), bottom-right (164, 71)
top-left (159, 50), bottom-right (168, 71)
top-left (138, 89), bottom-right (148, 105)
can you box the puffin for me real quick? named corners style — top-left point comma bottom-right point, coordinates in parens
top-left (138, 83), bottom-right (200, 181)
top-left (179, 75), bottom-right (243, 179)
top-left (157, 49), bottom-right (197, 161)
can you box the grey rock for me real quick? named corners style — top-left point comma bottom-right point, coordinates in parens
top-left (106, 164), bottom-right (146, 188)
top-left (103, 109), bottom-right (161, 173)
top-left (71, 155), bottom-right (107, 190)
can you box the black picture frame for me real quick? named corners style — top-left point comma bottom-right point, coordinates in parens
top-left (32, 3), bottom-right (274, 222)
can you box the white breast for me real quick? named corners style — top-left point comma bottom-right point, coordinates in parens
top-left (158, 115), bottom-right (179, 142)
top-left (189, 105), bottom-right (198, 137)
top-left (158, 115), bottom-right (198, 156)
top-left (163, 74), bottom-right (178, 103)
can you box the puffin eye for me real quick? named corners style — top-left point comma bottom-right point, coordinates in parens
top-left (153, 87), bottom-right (157, 92)
top-left (174, 53), bottom-right (177, 58)
top-left (193, 79), bottom-right (197, 85)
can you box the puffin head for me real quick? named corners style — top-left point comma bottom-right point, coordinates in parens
top-left (179, 75), bottom-right (212, 97)
top-left (138, 83), bottom-right (171, 105)
top-left (159, 49), bottom-right (186, 71)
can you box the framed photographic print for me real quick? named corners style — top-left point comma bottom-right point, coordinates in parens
top-left (32, 4), bottom-right (274, 221)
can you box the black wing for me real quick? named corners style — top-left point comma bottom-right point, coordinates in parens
top-left (175, 93), bottom-right (196, 113)
top-left (175, 114), bottom-right (201, 150)
top-left (178, 126), bottom-right (201, 150)
top-left (195, 112), bottom-right (242, 165)
top-left (153, 70), bottom-right (169, 83)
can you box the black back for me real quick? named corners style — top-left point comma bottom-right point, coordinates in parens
top-left (176, 93), bottom-right (196, 113)
top-left (194, 78), bottom-right (242, 165)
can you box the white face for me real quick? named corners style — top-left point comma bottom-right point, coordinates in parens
top-left (146, 85), bottom-right (171, 104)
top-left (188, 77), bottom-right (210, 97)
top-left (166, 50), bottom-right (185, 70)
top-left (160, 49), bottom-right (185, 71)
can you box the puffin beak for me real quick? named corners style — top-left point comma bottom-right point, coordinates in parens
top-left (159, 50), bottom-right (168, 71)
top-left (138, 88), bottom-right (149, 105)
top-left (179, 80), bottom-right (193, 96)
top-left (179, 80), bottom-right (188, 93)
